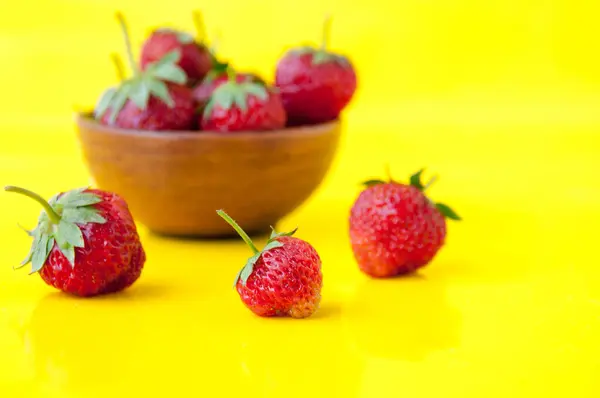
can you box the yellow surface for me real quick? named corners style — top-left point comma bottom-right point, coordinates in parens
top-left (1, 0), bottom-right (600, 397)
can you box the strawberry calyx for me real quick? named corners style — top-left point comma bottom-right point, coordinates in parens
top-left (362, 168), bottom-right (462, 221)
top-left (203, 72), bottom-right (269, 118)
top-left (5, 186), bottom-right (107, 274)
top-left (95, 12), bottom-right (188, 124)
top-left (409, 169), bottom-right (461, 221)
top-left (216, 210), bottom-right (297, 287)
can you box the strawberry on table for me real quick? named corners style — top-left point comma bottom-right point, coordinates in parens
top-left (201, 72), bottom-right (286, 132)
top-left (140, 11), bottom-right (213, 86)
top-left (5, 186), bottom-right (145, 297)
top-left (349, 169), bottom-right (461, 278)
top-left (275, 15), bottom-right (357, 125)
top-left (217, 210), bottom-right (322, 318)
top-left (95, 13), bottom-right (196, 131)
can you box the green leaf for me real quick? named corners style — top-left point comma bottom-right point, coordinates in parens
top-left (46, 237), bottom-right (55, 257)
top-left (176, 31), bottom-right (195, 44)
top-left (269, 227), bottom-right (298, 241)
top-left (30, 233), bottom-right (50, 274)
top-left (148, 80), bottom-right (174, 108)
top-left (153, 49), bottom-right (182, 67)
top-left (62, 207), bottom-right (106, 224)
top-left (312, 50), bottom-right (330, 65)
top-left (58, 243), bottom-right (75, 268)
top-left (94, 87), bottom-right (117, 119)
top-left (232, 89), bottom-right (248, 112)
top-left (232, 267), bottom-right (244, 288)
top-left (57, 220), bottom-right (84, 248)
top-left (17, 223), bottom-right (34, 237)
top-left (107, 84), bottom-right (132, 123)
top-left (409, 169), bottom-right (425, 190)
top-left (435, 203), bottom-right (461, 221)
top-left (262, 240), bottom-right (283, 252)
top-left (244, 83), bottom-right (268, 101)
top-left (129, 80), bottom-right (150, 109)
top-left (56, 189), bottom-right (102, 207)
top-left (150, 64), bottom-right (186, 84)
top-left (239, 252), bottom-right (260, 285)
top-left (17, 229), bottom-right (39, 270)
top-left (362, 179), bottom-right (386, 187)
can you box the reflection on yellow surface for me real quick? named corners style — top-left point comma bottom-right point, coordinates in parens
top-left (1, 0), bottom-right (600, 397)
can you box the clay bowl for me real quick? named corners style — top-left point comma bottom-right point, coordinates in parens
top-left (75, 114), bottom-right (341, 237)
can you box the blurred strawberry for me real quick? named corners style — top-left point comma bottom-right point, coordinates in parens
top-left (140, 11), bottom-right (213, 86)
top-left (275, 15), bottom-right (357, 125)
top-left (201, 73), bottom-right (286, 132)
top-left (94, 13), bottom-right (195, 131)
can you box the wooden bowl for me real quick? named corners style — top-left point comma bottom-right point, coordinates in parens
top-left (75, 114), bottom-right (342, 237)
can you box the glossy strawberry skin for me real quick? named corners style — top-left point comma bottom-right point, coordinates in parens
top-left (140, 30), bottom-right (212, 85)
top-left (39, 190), bottom-right (146, 297)
top-left (349, 183), bottom-right (447, 278)
top-left (275, 51), bottom-right (356, 125)
top-left (201, 89), bottom-right (286, 132)
top-left (236, 236), bottom-right (323, 318)
top-left (100, 83), bottom-right (196, 131)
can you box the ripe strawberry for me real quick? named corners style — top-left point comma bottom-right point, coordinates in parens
top-left (5, 185), bottom-right (146, 297)
top-left (349, 169), bottom-right (461, 278)
top-left (201, 74), bottom-right (286, 132)
top-left (275, 16), bottom-right (357, 125)
top-left (140, 11), bottom-right (213, 86)
top-left (216, 210), bottom-right (322, 318)
top-left (95, 13), bottom-right (196, 131)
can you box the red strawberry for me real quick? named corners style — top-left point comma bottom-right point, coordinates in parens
top-left (275, 16), bottom-right (357, 125)
top-left (201, 74), bottom-right (286, 132)
top-left (349, 169), bottom-right (461, 278)
top-left (216, 210), bottom-right (322, 318)
top-left (95, 13), bottom-right (196, 131)
top-left (140, 11), bottom-right (213, 86)
top-left (5, 185), bottom-right (146, 297)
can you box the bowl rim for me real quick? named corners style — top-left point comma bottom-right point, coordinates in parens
top-left (75, 112), bottom-right (341, 140)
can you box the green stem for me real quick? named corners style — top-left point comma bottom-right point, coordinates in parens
top-left (226, 67), bottom-right (237, 82)
top-left (115, 12), bottom-right (139, 76)
top-left (321, 13), bottom-right (332, 50)
top-left (216, 210), bottom-right (259, 254)
top-left (5, 186), bottom-right (61, 224)
top-left (111, 53), bottom-right (125, 82)
top-left (384, 163), bottom-right (393, 182)
top-left (192, 10), bottom-right (206, 43)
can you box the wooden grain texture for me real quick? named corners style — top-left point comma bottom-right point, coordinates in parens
top-left (75, 115), bottom-right (342, 237)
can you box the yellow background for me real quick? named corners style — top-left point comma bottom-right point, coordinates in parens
top-left (1, 0), bottom-right (599, 397)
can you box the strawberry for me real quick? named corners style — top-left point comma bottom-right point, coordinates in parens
top-left (216, 210), bottom-right (322, 318)
top-left (5, 185), bottom-right (145, 297)
top-left (275, 16), bottom-right (357, 125)
top-left (140, 11), bottom-right (213, 86)
top-left (349, 169), bottom-right (461, 278)
top-left (95, 13), bottom-right (196, 131)
top-left (201, 74), bottom-right (286, 132)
